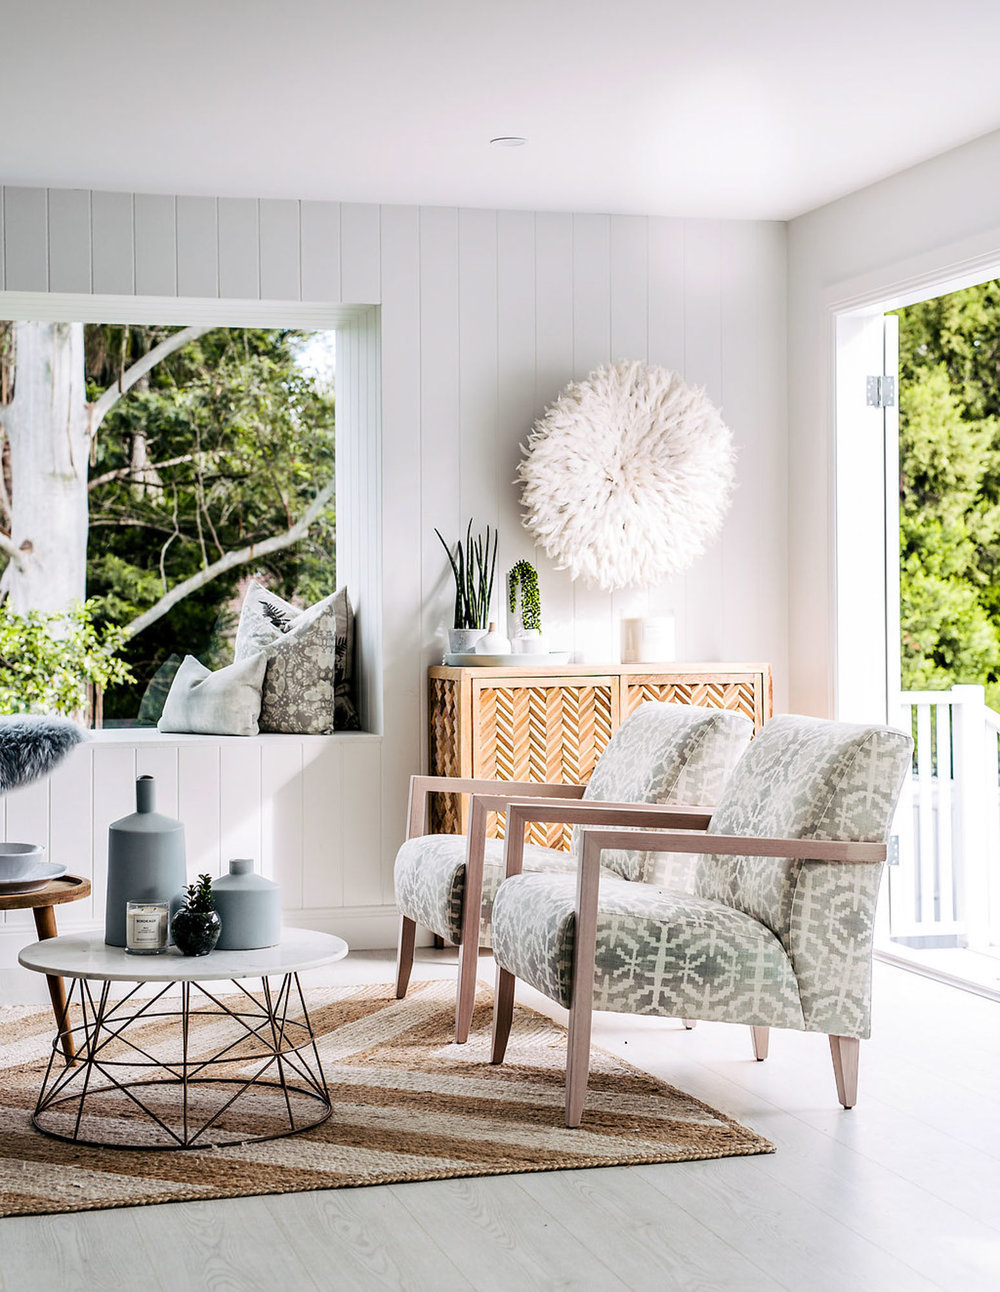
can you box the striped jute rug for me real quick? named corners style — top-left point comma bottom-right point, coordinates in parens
top-left (0, 980), bottom-right (772, 1218)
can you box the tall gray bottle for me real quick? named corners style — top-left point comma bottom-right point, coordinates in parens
top-left (105, 775), bottom-right (186, 947)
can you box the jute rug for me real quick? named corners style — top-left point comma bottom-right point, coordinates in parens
top-left (0, 980), bottom-right (773, 1218)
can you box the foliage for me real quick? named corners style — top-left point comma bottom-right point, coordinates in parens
top-left (178, 873), bottom-right (216, 913)
top-left (434, 520), bottom-right (498, 629)
top-left (82, 326), bottom-right (336, 717)
top-left (0, 601), bottom-right (133, 716)
top-left (507, 559), bottom-right (541, 631)
top-left (894, 284), bottom-right (1000, 708)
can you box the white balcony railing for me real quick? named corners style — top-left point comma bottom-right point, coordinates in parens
top-left (889, 686), bottom-right (1000, 951)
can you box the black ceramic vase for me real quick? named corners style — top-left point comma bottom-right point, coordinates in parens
top-left (171, 909), bottom-right (222, 957)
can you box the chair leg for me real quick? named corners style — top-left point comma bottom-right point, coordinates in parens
top-left (829, 1034), bottom-right (860, 1108)
top-left (750, 1026), bottom-right (770, 1061)
top-left (565, 993), bottom-right (594, 1128)
top-left (395, 916), bottom-right (416, 999)
top-left (682, 1019), bottom-right (697, 1030)
top-left (491, 966), bottom-right (516, 1063)
top-left (455, 935), bottom-right (479, 1044)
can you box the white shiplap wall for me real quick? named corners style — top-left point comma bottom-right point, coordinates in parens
top-left (0, 187), bottom-right (788, 956)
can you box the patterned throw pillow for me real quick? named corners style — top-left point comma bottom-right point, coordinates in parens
top-left (234, 583), bottom-right (360, 733)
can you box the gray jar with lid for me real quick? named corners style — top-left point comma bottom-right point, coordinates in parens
top-left (212, 859), bottom-right (281, 949)
top-left (105, 776), bottom-right (186, 947)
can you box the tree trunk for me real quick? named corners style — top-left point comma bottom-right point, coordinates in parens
top-left (0, 323), bottom-right (90, 614)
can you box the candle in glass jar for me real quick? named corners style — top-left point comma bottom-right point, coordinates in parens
top-left (125, 901), bottom-right (169, 954)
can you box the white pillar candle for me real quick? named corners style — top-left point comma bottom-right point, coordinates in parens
top-left (620, 614), bottom-right (676, 664)
top-left (125, 902), bottom-right (169, 954)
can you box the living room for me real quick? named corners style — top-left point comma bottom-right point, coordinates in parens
top-left (1, 4), bottom-right (998, 1290)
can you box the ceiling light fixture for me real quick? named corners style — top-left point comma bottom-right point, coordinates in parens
top-left (490, 136), bottom-right (527, 147)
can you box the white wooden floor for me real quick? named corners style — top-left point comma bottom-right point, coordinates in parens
top-left (1, 948), bottom-right (998, 1292)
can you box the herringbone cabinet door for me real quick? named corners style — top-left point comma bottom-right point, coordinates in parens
top-left (624, 679), bottom-right (762, 728)
top-left (475, 680), bottom-right (614, 848)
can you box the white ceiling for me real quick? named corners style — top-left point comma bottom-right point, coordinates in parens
top-left (4, 1), bottom-right (1000, 221)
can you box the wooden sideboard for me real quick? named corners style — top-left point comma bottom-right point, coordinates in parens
top-left (428, 662), bottom-right (772, 849)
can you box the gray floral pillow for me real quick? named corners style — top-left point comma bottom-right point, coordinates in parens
top-left (234, 583), bottom-right (359, 733)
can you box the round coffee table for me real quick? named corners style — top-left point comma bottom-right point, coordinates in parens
top-left (18, 928), bottom-right (348, 1150)
top-left (1, 874), bottom-right (91, 1063)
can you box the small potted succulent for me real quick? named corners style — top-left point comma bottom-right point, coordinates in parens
top-left (171, 873), bottom-right (222, 957)
top-left (507, 559), bottom-right (545, 653)
top-left (435, 519), bottom-right (499, 653)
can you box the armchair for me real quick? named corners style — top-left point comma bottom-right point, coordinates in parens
top-left (394, 701), bottom-right (753, 1042)
top-left (489, 714), bottom-right (912, 1126)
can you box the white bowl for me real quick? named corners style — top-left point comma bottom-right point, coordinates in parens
top-left (0, 842), bottom-right (47, 883)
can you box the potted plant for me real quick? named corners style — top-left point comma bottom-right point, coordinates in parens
top-left (171, 873), bottom-right (222, 956)
top-left (435, 520), bottom-right (499, 653)
top-left (507, 559), bottom-right (545, 653)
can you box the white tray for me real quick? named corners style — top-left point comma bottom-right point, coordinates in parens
top-left (443, 652), bottom-right (571, 667)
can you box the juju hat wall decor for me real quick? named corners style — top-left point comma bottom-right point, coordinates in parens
top-left (517, 360), bottom-right (736, 590)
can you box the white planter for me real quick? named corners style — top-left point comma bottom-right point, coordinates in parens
top-left (448, 628), bottom-right (487, 653)
top-left (510, 629), bottom-right (547, 654)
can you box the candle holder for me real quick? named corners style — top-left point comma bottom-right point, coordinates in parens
top-left (125, 901), bottom-right (170, 955)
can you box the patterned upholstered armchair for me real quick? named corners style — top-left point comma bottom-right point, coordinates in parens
top-left (489, 715), bottom-right (913, 1126)
top-left (394, 702), bottom-right (753, 1042)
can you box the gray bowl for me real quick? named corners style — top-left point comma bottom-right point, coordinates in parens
top-left (0, 842), bottom-right (47, 883)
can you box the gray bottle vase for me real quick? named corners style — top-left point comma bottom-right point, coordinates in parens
top-left (212, 858), bottom-right (281, 950)
top-left (105, 776), bottom-right (186, 947)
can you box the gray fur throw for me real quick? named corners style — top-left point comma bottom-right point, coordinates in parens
top-left (0, 716), bottom-right (88, 794)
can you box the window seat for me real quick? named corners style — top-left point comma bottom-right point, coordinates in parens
top-left (88, 726), bottom-right (379, 744)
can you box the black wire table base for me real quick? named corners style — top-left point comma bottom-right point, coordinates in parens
top-left (32, 972), bottom-right (331, 1150)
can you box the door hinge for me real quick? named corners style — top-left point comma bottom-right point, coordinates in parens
top-left (887, 835), bottom-right (900, 866)
top-left (866, 375), bottom-right (896, 408)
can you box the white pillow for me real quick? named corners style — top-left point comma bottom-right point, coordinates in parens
top-left (157, 654), bottom-right (266, 737)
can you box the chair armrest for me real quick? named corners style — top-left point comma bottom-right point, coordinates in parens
top-left (405, 774), bottom-right (586, 839)
top-left (499, 801), bottom-right (716, 880)
top-left (562, 828), bottom-right (888, 1022)
top-left (576, 828), bottom-right (886, 867)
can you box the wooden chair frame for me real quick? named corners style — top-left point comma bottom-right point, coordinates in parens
top-left (488, 802), bottom-right (886, 1127)
top-left (396, 775), bottom-right (586, 1039)
top-left (396, 775), bottom-right (713, 1042)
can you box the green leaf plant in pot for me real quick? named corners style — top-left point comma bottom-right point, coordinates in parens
top-left (507, 559), bottom-right (546, 655)
top-left (171, 873), bottom-right (222, 956)
top-left (435, 519), bottom-right (499, 654)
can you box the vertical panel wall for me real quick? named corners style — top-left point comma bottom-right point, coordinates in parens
top-left (0, 185), bottom-right (788, 955)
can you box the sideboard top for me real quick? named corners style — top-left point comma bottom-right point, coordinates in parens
top-left (429, 661), bottom-right (771, 679)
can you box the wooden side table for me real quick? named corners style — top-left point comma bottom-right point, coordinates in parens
top-left (0, 875), bottom-right (91, 1062)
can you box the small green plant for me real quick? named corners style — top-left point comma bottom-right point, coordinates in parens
top-left (179, 873), bottom-right (216, 913)
top-left (508, 560), bottom-right (541, 632)
top-left (435, 520), bottom-right (498, 629)
top-left (0, 600), bottom-right (133, 718)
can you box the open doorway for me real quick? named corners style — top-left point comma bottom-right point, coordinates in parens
top-left (836, 284), bottom-right (1000, 997)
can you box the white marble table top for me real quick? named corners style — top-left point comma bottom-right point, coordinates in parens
top-left (18, 928), bottom-right (348, 983)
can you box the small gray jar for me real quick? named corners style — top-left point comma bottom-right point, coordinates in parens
top-left (212, 859), bottom-right (281, 949)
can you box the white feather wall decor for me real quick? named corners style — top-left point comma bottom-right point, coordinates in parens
top-left (517, 360), bottom-right (736, 591)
